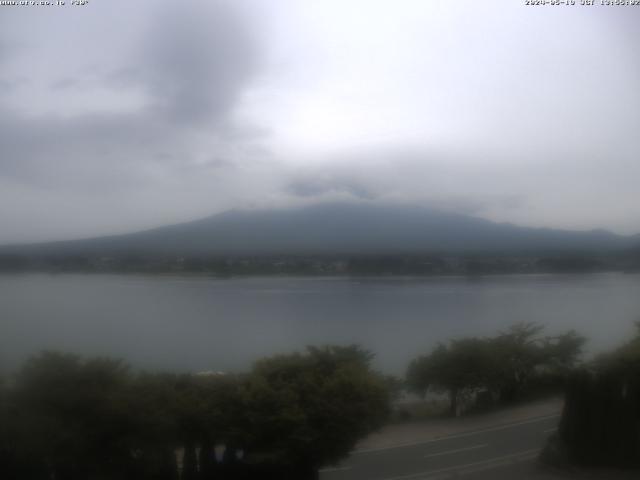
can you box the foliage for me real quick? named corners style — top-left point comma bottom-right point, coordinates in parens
top-left (596, 321), bottom-right (640, 371)
top-left (241, 345), bottom-right (390, 474)
top-left (0, 346), bottom-right (391, 480)
top-left (544, 324), bottom-right (640, 469)
top-left (407, 338), bottom-right (496, 415)
top-left (3, 352), bottom-right (134, 479)
top-left (406, 323), bottom-right (586, 415)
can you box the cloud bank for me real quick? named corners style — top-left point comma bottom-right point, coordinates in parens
top-left (1, 0), bottom-right (639, 243)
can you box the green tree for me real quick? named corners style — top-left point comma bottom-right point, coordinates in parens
top-left (406, 338), bottom-right (496, 416)
top-left (544, 323), bottom-right (640, 468)
top-left (11, 352), bottom-right (135, 480)
top-left (594, 321), bottom-right (640, 373)
top-left (492, 323), bottom-right (585, 402)
top-left (407, 323), bottom-right (586, 414)
top-left (127, 373), bottom-right (182, 480)
top-left (542, 330), bottom-right (586, 372)
top-left (240, 345), bottom-right (390, 479)
top-left (490, 323), bottom-right (546, 402)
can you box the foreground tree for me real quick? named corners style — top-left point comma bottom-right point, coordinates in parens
top-left (407, 323), bottom-right (586, 414)
top-left (240, 345), bottom-right (391, 479)
top-left (490, 323), bottom-right (547, 402)
top-left (407, 338), bottom-right (496, 416)
top-left (492, 323), bottom-right (585, 402)
top-left (543, 323), bottom-right (640, 469)
top-left (10, 352), bottom-right (135, 480)
top-left (1, 346), bottom-right (391, 479)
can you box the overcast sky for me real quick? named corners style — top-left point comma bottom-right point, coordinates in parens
top-left (1, 0), bottom-right (639, 244)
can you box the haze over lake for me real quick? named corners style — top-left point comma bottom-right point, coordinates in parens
top-left (1, 272), bottom-right (639, 375)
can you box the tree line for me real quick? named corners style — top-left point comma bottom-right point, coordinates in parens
top-left (0, 252), bottom-right (630, 276)
top-left (3, 322), bottom-right (634, 478)
top-left (406, 323), bottom-right (586, 416)
top-left (0, 346), bottom-right (390, 480)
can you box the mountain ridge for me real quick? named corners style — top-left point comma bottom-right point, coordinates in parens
top-left (1, 203), bottom-right (637, 257)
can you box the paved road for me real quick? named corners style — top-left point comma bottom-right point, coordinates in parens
top-left (320, 414), bottom-right (560, 480)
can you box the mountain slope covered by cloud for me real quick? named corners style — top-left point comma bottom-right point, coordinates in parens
top-left (1, 1), bottom-right (639, 244)
top-left (3, 203), bottom-right (636, 258)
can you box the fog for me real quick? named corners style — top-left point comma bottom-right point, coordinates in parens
top-left (1, 1), bottom-right (640, 244)
top-left (3, 3), bottom-right (640, 477)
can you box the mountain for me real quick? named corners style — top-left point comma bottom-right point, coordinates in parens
top-left (1, 203), bottom-right (637, 257)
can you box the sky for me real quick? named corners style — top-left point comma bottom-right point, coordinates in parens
top-left (1, 0), bottom-right (639, 244)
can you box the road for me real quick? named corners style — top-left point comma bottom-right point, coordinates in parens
top-left (320, 414), bottom-right (560, 480)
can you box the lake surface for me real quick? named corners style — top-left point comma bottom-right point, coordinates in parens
top-left (1, 273), bottom-right (639, 375)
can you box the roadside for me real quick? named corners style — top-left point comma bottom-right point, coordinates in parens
top-left (322, 398), bottom-right (639, 479)
top-left (319, 397), bottom-right (640, 480)
top-left (452, 459), bottom-right (640, 480)
top-left (355, 397), bottom-right (563, 453)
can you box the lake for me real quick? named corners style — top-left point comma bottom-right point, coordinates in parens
top-left (1, 272), bottom-right (639, 375)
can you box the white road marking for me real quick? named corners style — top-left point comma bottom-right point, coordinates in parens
top-left (380, 448), bottom-right (541, 480)
top-left (424, 443), bottom-right (487, 459)
top-left (319, 466), bottom-right (352, 473)
top-left (354, 413), bottom-right (560, 455)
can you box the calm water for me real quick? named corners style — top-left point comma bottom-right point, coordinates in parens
top-left (1, 273), bottom-right (639, 375)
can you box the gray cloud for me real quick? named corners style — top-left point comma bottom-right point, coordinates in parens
top-left (133, 2), bottom-right (259, 125)
top-left (0, 1), bottom-right (263, 189)
top-left (287, 176), bottom-right (377, 200)
top-left (0, 35), bottom-right (25, 96)
top-left (0, 111), bottom-right (164, 189)
top-left (1, 0), bottom-right (640, 243)
top-left (50, 77), bottom-right (78, 91)
top-left (0, 1), bottom-right (274, 243)
top-left (0, 78), bottom-right (18, 93)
